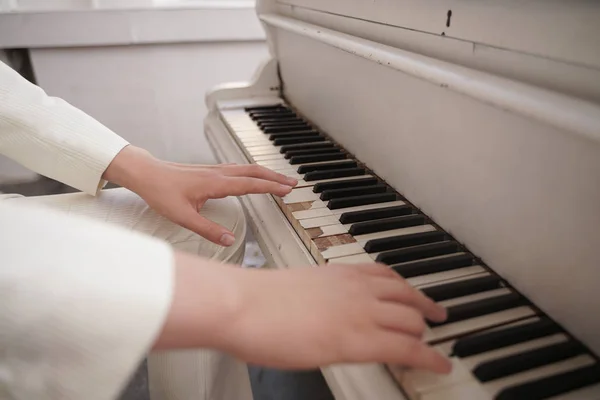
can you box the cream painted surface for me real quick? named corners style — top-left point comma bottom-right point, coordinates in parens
top-left (275, 27), bottom-right (600, 356)
top-left (27, 42), bottom-right (268, 167)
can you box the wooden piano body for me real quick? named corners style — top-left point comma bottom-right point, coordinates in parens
top-left (203, 1), bottom-right (600, 399)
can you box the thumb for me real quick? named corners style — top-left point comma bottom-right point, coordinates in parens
top-left (177, 206), bottom-right (236, 247)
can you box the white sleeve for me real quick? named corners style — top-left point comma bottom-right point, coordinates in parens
top-left (0, 200), bottom-right (174, 400)
top-left (0, 60), bottom-right (129, 195)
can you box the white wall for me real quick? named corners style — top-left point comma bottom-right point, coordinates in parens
top-left (30, 41), bottom-right (268, 165)
top-left (0, 3), bottom-right (268, 183)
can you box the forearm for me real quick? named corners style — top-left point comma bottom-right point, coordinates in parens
top-left (0, 61), bottom-right (128, 195)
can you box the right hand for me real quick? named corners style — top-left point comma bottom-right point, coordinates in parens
top-left (220, 262), bottom-right (451, 373)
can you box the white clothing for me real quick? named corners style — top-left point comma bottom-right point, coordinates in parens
top-left (0, 60), bottom-right (253, 400)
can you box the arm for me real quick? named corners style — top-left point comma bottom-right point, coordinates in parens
top-left (0, 60), bottom-right (128, 195)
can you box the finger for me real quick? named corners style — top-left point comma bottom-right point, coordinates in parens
top-left (373, 302), bottom-right (427, 337)
top-left (366, 331), bottom-right (452, 374)
top-left (214, 177), bottom-right (293, 197)
top-left (221, 164), bottom-right (298, 187)
top-left (370, 277), bottom-right (447, 322)
top-left (174, 206), bottom-right (236, 246)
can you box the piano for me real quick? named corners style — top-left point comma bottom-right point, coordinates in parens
top-left (203, 1), bottom-right (600, 399)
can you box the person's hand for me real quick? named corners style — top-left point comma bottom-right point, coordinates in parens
top-left (103, 145), bottom-right (297, 246)
top-left (157, 254), bottom-right (452, 374)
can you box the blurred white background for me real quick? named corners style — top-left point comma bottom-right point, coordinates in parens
top-left (0, 0), bottom-right (268, 183)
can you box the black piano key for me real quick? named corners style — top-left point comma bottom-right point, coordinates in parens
top-left (258, 119), bottom-right (305, 127)
top-left (365, 230), bottom-right (447, 253)
top-left (250, 111), bottom-right (297, 121)
top-left (376, 241), bottom-right (460, 265)
top-left (473, 340), bottom-right (587, 383)
top-left (320, 184), bottom-right (388, 201)
top-left (392, 253), bottom-right (475, 279)
top-left (269, 131), bottom-right (320, 141)
top-left (313, 177), bottom-right (377, 193)
top-left (245, 105), bottom-right (287, 112)
top-left (273, 136), bottom-right (326, 146)
top-left (304, 167), bottom-right (366, 181)
top-left (421, 275), bottom-right (503, 303)
top-left (263, 125), bottom-right (312, 134)
top-left (290, 152), bottom-right (347, 165)
top-left (452, 318), bottom-right (561, 358)
top-left (280, 142), bottom-right (336, 154)
top-left (285, 147), bottom-right (342, 159)
top-left (428, 292), bottom-right (528, 328)
top-left (327, 192), bottom-right (397, 210)
top-left (495, 364), bottom-right (600, 400)
top-left (339, 204), bottom-right (413, 223)
top-left (348, 214), bottom-right (427, 235)
top-left (256, 117), bottom-right (305, 128)
top-left (297, 160), bottom-right (357, 174)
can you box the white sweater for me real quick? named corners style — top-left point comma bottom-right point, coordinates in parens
top-left (0, 60), bottom-right (174, 400)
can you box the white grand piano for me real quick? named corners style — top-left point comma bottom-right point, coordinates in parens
top-left (203, 1), bottom-right (600, 399)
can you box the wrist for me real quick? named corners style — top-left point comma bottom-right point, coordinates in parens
top-left (102, 145), bottom-right (160, 193)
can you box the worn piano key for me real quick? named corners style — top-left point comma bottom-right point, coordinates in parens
top-left (284, 147), bottom-right (342, 159)
top-left (376, 241), bottom-right (459, 264)
top-left (273, 135), bottom-right (326, 146)
top-left (474, 340), bottom-right (587, 382)
top-left (312, 176), bottom-right (378, 193)
top-left (290, 152), bottom-right (347, 165)
top-left (320, 183), bottom-right (388, 201)
top-left (304, 167), bottom-right (366, 181)
top-left (452, 317), bottom-right (561, 358)
top-left (280, 141), bottom-right (337, 153)
top-left (421, 275), bottom-right (503, 303)
top-left (348, 214), bottom-right (427, 235)
top-left (297, 159), bottom-right (357, 174)
top-left (328, 192), bottom-right (397, 209)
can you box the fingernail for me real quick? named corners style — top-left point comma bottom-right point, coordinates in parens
top-left (220, 233), bottom-right (235, 246)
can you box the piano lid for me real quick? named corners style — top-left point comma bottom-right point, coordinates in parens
top-left (255, 0), bottom-right (600, 355)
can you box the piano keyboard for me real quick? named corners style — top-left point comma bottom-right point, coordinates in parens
top-left (220, 103), bottom-right (600, 400)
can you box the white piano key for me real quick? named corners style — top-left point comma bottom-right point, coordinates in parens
top-left (253, 154), bottom-right (286, 162)
top-left (291, 200), bottom-right (406, 220)
top-left (420, 355), bottom-right (596, 400)
top-left (257, 159), bottom-right (293, 169)
top-left (321, 242), bottom-right (366, 260)
top-left (416, 271), bottom-right (491, 290)
top-left (310, 224), bottom-right (350, 237)
top-left (299, 215), bottom-right (343, 229)
top-left (327, 253), bottom-right (378, 264)
top-left (548, 383), bottom-right (600, 400)
top-left (424, 306), bottom-right (537, 343)
top-left (406, 265), bottom-right (487, 287)
top-left (354, 224), bottom-right (437, 244)
top-left (437, 287), bottom-right (512, 308)
top-left (282, 187), bottom-right (321, 204)
top-left (293, 174), bottom-right (376, 188)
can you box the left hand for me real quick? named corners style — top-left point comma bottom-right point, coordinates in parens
top-left (103, 145), bottom-right (297, 246)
